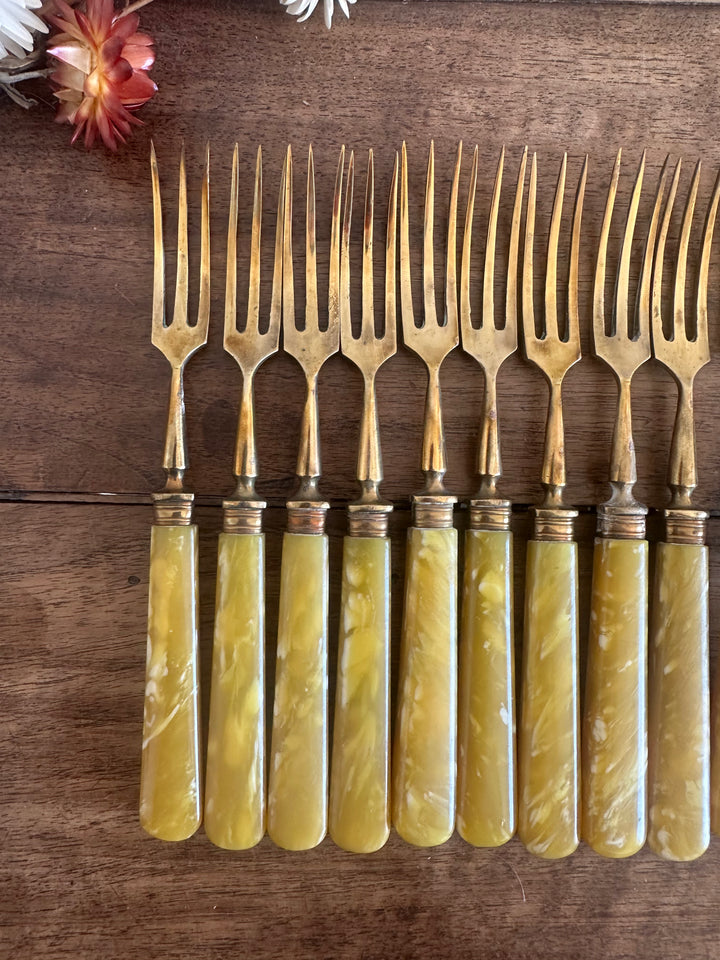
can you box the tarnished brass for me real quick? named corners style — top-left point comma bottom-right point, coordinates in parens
top-left (150, 143), bottom-right (210, 522)
top-left (521, 152), bottom-right (586, 541)
top-left (400, 140), bottom-right (461, 521)
top-left (283, 144), bottom-right (344, 531)
top-left (222, 144), bottom-right (284, 533)
top-left (460, 145), bottom-right (527, 530)
top-left (593, 151), bottom-right (666, 540)
top-left (340, 148), bottom-right (398, 538)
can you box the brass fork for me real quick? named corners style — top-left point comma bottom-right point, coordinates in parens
top-left (328, 149), bottom-right (398, 854)
top-left (267, 145), bottom-right (344, 851)
top-left (456, 145), bottom-right (527, 848)
top-left (140, 144), bottom-right (210, 842)
top-left (392, 141), bottom-right (461, 847)
top-left (582, 152), bottom-right (666, 859)
top-left (518, 152), bottom-right (586, 859)
top-left (649, 159), bottom-right (720, 861)
top-left (204, 145), bottom-right (284, 850)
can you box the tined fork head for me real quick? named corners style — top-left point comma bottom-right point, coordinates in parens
top-left (652, 158), bottom-right (720, 508)
top-left (522, 152), bottom-right (587, 508)
top-left (340, 149), bottom-right (399, 508)
top-left (593, 150), bottom-right (667, 515)
top-left (461, 145), bottom-right (527, 498)
top-left (151, 143), bottom-right (210, 496)
top-left (224, 144), bottom-right (285, 501)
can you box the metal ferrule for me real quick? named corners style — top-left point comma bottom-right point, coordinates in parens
top-left (287, 502), bottom-right (329, 535)
top-left (412, 495), bottom-right (456, 529)
top-left (469, 498), bottom-right (511, 532)
top-left (152, 491), bottom-right (194, 526)
top-left (223, 498), bottom-right (265, 535)
top-left (664, 507), bottom-right (707, 546)
top-left (596, 481), bottom-right (648, 540)
top-left (533, 505), bottom-right (578, 542)
top-left (347, 502), bottom-right (392, 538)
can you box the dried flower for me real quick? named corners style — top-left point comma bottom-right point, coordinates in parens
top-left (48, 0), bottom-right (156, 150)
top-left (0, 0), bottom-right (47, 59)
top-left (280, 0), bottom-right (356, 29)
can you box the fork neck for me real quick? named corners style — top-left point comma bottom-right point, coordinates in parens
top-left (596, 374), bottom-right (647, 540)
top-left (153, 365), bottom-right (193, 526)
top-left (419, 363), bottom-right (451, 498)
top-left (539, 375), bottom-right (569, 510)
top-left (347, 371), bottom-right (393, 538)
top-left (286, 370), bottom-right (330, 534)
top-left (668, 376), bottom-right (699, 510)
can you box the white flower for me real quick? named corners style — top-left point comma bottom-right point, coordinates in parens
top-left (280, 0), bottom-right (356, 29)
top-left (0, 0), bottom-right (47, 60)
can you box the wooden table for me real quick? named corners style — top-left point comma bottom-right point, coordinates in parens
top-left (4, 1), bottom-right (720, 956)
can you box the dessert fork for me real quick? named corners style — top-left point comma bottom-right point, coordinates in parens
top-left (139, 145), bottom-right (210, 842)
top-left (392, 141), bottom-right (461, 847)
top-left (204, 146), bottom-right (284, 850)
top-left (518, 152), bottom-right (586, 859)
top-left (648, 159), bottom-right (720, 861)
top-left (267, 145), bottom-right (344, 851)
top-left (329, 149), bottom-right (398, 854)
top-left (582, 152), bottom-right (666, 858)
top-left (457, 144), bottom-right (526, 848)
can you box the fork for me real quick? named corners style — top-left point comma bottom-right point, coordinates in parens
top-left (392, 141), bottom-right (461, 847)
top-left (139, 144), bottom-right (210, 842)
top-left (267, 145), bottom-right (344, 851)
top-left (582, 152), bottom-right (666, 858)
top-left (329, 149), bottom-right (398, 854)
top-left (456, 145), bottom-right (526, 848)
top-left (648, 159), bottom-right (720, 861)
top-left (517, 152), bottom-right (586, 859)
top-left (203, 146), bottom-right (284, 850)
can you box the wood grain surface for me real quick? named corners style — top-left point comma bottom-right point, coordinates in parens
top-left (4, 0), bottom-right (720, 957)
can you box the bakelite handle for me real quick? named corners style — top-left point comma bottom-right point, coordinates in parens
top-left (648, 542), bottom-right (710, 861)
top-left (204, 533), bottom-right (265, 850)
top-left (457, 529), bottom-right (515, 847)
top-left (140, 525), bottom-right (202, 842)
top-left (582, 538), bottom-right (648, 858)
top-left (392, 526), bottom-right (458, 847)
top-left (518, 539), bottom-right (579, 859)
top-left (267, 532), bottom-right (329, 851)
top-left (329, 536), bottom-right (391, 854)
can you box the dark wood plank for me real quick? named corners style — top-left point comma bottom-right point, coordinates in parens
top-left (3, 0), bottom-right (720, 511)
top-left (1, 501), bottom-right (720, 960)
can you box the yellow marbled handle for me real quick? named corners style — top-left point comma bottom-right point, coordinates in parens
top-left (393, 526), bottom-right (458, 847)
top-left (457, 529), bottom-right (515, 847)
top-left (140, 525), bottom-right (202, 842)
top-left (582, 538), bottom-right (648, 858)
top-left (268, 532), bottom-right (329, 850)
top-left (204, 533), bottom-right (265, 850)
top-left (518, 539), bottom-right (579, 859)
top-left (648, 542), bottom-right (710, 861)
top-left (329, 536), bottom-right (391, 853)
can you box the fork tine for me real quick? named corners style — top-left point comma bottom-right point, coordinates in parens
top-left (652, 158), bottom-right (681, 343)
top-left (151, 141), bottom-right (165, 337)
top-left (522, 152), bottom-right (538, 346)
top-left (567, 154), bottom-right (588, 351)
top-left (615, 151), bottom-right (645, 341)
top-left (696, 167), bottom-right (720, 349)
top-left (445, 142), bottom-right (461, 333)
top-left (637, 156), bottom-right (669, 345)
top-left (328, 145), bottom-right (345, 336)
top-left (246, 145), bottom-right (262, 334)
top-left (400, 142), bottom-right (414, 330)
top-left (362, 149), bottom-right (374, 339)
top-left (282, 145), bottom-right (294, 333)
top-left (506, 146), bottom-right (528, 337)
top-left (460, 145), bottom-right (478, 332)
top-left (197, 144), bottom-right (210, 338)
top-left (385, 151), bottom-right (399, 351)
top-left (483, 146), bottom-right (505, 330)
top-left (594, 150), bottom-right (621, 347)
top-left (544, 153), bottom-right (567, 341)
top-left (172, 144), bottom-right (189, 328)
top-left (423, 142), bottom-right (437, 327)
top-left (340, 149), bottom-right (355, 346)
top-left (224, 144), bottom-right (240, 344)
top-left (268, 150), bottom-right (285, 346)
top-left (674, 160), bottom-right (701, 341)
top-left (306, 145), bottom-right (319, 329)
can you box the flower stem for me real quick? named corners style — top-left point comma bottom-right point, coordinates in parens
top-left (118, 0), bottom-right (158, 17)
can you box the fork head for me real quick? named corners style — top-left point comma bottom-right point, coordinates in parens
top-left (282, 144), bottom-right (342, 378)
top-left (340, 148), bottom-right (398, 377)
top-left (400, 140), bottom-right (461, 370)
top-left (151, 143), bottom-right (210, 369)
top-left (224, 144), bottom-right (283, 376)
top-left (521, 152), bottom-right (586, 383)
top-left (460, 145), bottom-right (527, 376)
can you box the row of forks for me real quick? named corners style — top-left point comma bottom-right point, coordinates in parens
top-left (139, 142), bottom-right (720, 860)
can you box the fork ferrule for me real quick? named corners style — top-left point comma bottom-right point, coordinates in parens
top-left (412, 495), bottom-right (456, 529)
top-left (152, 490), bottom-right (194, 526)
top-left (533, 506), bottom-right (578, 543)
top-left (469, 499), bottom-right (511, 532)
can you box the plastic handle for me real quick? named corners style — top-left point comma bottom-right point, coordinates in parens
top-left (267, 532), bottom-right (329, 850)
top-left (392, 526), bottom-right (458, 847)
top-left (582, 538), bottom-right (648, 858)
top-left (140, 525), bottom-right (202, 841)
top-left (648, 542), bottom-right (710, 861)
top-left (518, 539), bottom-right (579, 858)
top-left (204, 533), bottom-right (265, 850)
top-left (329, 536), bottom-right (391, 853)
top-left (457, 529), bottom-right (515, 847)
